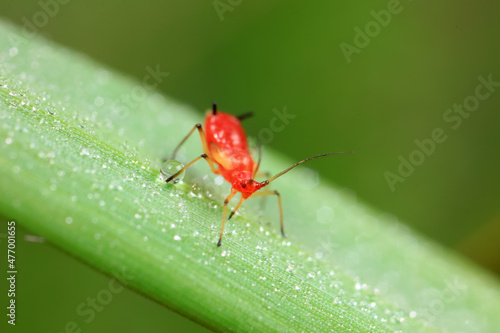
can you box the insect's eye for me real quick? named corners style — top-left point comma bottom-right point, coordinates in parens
top-left (240, 182), bottom-right (246, 188)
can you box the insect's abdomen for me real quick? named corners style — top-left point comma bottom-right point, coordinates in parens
top-left (204, 111), bottom-right (254, 174)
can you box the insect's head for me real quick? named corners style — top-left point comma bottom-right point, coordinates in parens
top-left (232, 171), bottom-right (268, 198)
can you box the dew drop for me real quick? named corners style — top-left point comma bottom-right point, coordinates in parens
top-left (160, 160), bottom-right (185, 183)
top-left (94, 96), bottom-right (104, 106)
top-left (24, 234), bottom-right (45, 243)
top-left (9, 47), bottom-right (18, 57)
top-left (189, 183), bottom-right (202, 197)
top-left (214, 176), bottom-right (224, 186)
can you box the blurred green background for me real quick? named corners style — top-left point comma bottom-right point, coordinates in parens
top-left (1, 0), bottom-right (499, 332)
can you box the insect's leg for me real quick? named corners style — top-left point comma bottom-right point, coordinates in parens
top-left (251, 144), bottom-right (262, 179)
top-left (228, 196), bottom-right (246, 221)
top-left (250, 171), bottom-right (272, 212)
top-left (165, 123), bottom-right (219, 175)
top-left (218, 188), bottom-right (238, 247)
top-left (251, 170), bottom-right (271, 213)
top-left (165, 153), bottom-right (210, 183)
top-left (194, 124), bottom-right (219, 175)
top-left (165, 124), bottom-right (200, 161)
top-left (249, 190), bottom-right (285, 237)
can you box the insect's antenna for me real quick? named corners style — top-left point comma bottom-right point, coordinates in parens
top-left (251, 144), bottom-right (262, 180)
top-left (212, 101), bottom-right (217, 115)
top-left (266, 151), bottom-right (354, 184)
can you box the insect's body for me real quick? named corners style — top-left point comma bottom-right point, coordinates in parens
top-left (204, 112), bottom-right (265, 198)
top-left (164, 102), bottom-right (351, 246)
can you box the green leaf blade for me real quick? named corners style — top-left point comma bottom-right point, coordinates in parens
top-left (1, 20), bottom-right (499, 332)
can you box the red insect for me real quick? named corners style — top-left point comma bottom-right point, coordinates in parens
top-left (165, 102), bottom-right (351, 246)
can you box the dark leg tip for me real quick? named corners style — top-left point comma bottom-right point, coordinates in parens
top-left (217, 238), bottom-right (222, 247)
